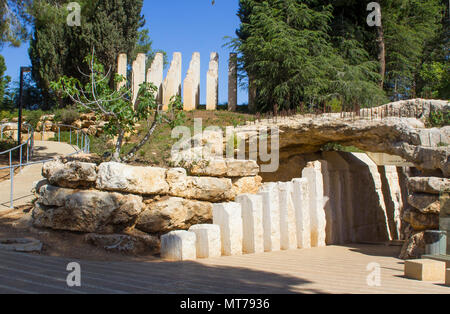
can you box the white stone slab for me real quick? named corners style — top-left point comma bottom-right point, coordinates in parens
top-left (292, 178), bottom-right (311, 249)
top-left (236, 194), bottom-right (264, 254)
top-left (259, 187), bottom-right (281, 252)
top-left (189, 224), bottom-right (221, 258)
top-left (163, 52), bottom-right (182, 111)
top-left (206, 52), bottom-right (219, 110)
top-left (147, 52), bottom-right (164, 104)
top-left (116, 53), bottom-right (127, 91)
top-left (302, 161), bottom-right (326, 247)
top-left (160, 230), bottom-right (197, 261)
top-left (132, 53), bottom-right (146, 107)
top-left (278, 182), bottom-right (297, 250)
top-left (212, 202), bottom-right (243, 256)
top-left (183, 52), bottom-right (201, 111)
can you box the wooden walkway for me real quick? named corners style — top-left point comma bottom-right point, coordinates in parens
top-left (0, 244), bottom-right (448, 294)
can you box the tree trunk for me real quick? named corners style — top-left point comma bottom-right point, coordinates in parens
top-left (122, 121), bottom-right (158, 162)
top-left (376, 22), bottom-right (386, 89)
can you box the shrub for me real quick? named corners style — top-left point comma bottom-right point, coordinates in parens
top-left (427, 111), bottom-right (450, 128)
top-left (54, 108), bottom-right (80, 125)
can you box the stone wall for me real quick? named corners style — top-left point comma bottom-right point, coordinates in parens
top-left (31, 155), bottom-right (262, 253)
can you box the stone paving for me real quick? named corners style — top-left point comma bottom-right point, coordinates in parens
top-left (0, 244), bottom-right (448, 294)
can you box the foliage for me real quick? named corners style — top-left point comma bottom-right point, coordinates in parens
top-left (320, 142), bottom-right (364, 153)
top-left (0, 0), bottom-right (31, 48)
top-left (0, 54), bottom-right (10, 104)
top-left (50, 53), bottom-right (185, 161)
top-left (427, 111), bottom-right (450, 128)
top-left (53, 107), bottom-right (80, 125)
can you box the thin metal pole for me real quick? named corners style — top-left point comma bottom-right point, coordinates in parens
top-left (9, 151), bottom-right (13, 209)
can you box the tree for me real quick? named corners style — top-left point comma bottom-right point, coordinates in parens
top-left (51, 52), bottom-right (185, 161)
top-left (29, 0), bottom-right (152, 107)
top-left (0, 54), bottom-right (10, 104)
top-left (233, 0), bottom-right (385, 112)
top-left (0, 0), bottom-right (31, 48)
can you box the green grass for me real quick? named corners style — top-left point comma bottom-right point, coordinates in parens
top-left (320, 142), bottom-right (364, 153)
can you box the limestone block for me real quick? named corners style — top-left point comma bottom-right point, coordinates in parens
top-left (232, 176), bottom-right (263, 196)
top-left (132, 53), bottom-right (146, 106)
top-left (228, 53), bottom-right (237, 112)
top-left (206, 52), bottom-right (219, 111)
top-left (302, 161), bottom-right (326, 247)
top-left (163, 52), bottom-right (182, 111)
top-left (213, 202), bottom-right (243, 256)
top-left (33, 185), bottom-right (143, 233)
top-left (236, 194), bottom-right (264, 254)
top-left (259, 185), bottom-right (281, 252)
top-left (136, 197), bottom-right (212, 234)
top-left (225, 159), bottom-right (260, 177)
top-left (183, 52), bottom-right (201, 111)
top-left (446, 269), bottom-right (450, 286)
top-left (116, 53), bottom-right (127, 90)
top-left (189, 224), bottom-right (221, 258)
top-left (161, 230), bottom-right (197, 261)
top-left (408, 193), bottom-right (441, 214)
top-left (292, 178), bottom-right (311, 249)
top-left (96, 162), bottom-right (169, 195)
top-left (408, 177), bottom-right (450, 195)
top-left (147, 52), bottom-right (164, 104)
top-left (404, 259), bottom-right (446, 281)
top-left (277, 182), bottom-right (297, 250)
top-left (42, 159), bottom-right (97, 189)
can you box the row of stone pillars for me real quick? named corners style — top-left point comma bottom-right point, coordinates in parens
top-left (160, 161), bottom-right (327, 261)
top-left (117, 52), bottom-right (242, 112)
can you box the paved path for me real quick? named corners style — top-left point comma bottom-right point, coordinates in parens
top-left (0, 141), bottom-right (78, 209)
top-left (0, 245), bottom-right (448, 294)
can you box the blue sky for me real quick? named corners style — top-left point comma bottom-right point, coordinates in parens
top-left (1, 0), bottom-right (247, 105)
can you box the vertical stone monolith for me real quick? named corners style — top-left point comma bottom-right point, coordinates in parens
top-left (259, 183), bottom-right (281, 252)
top-left (213, 202), bottom-right (243, 256)
top-left (292, 178), bottom-right (311, 249)
top-left (189, 224), bottom-right (221, 258)
top-left (147, 52), bottom-right (164, 104)
top-left (116, 53), bottom-right (127, 91)
top-left (236, 194), bottom-right (264, 254)
top-left (278, 182), bottom-right (297, 250)
top-left (132, 53), bottom-right (146, 108)
top-left (302, 161), bottom-right (327, 247)
top-left (183, 52), bottom-right (201, 111)
top-left (206, 52), bottom-right (219, 110)
top-left (228, 53), bottom-right (237, 112)
top-left (163, 52), bottom-right (182, 111)
top-left (161, 230), bottom-right (197, 261)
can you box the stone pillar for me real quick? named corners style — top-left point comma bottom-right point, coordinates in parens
top-left (259, 184), bottom-right (281, 252)
top-left (206, 52), bottom-right (219, 111)
top-left (302, 161), bottom-right (327, 247)
top-left (278, 182), bottom-right (297, 250)
top-left (116, 53), bottom-right (127, 91)
top-left (163, 52), bottom-right (182, 111)
top-left (292, 178), bottom-right (311, 249)
top-left (132, 53), bottom-right (146, 108)
top-left (228, 53), bottom-right (237, 112)
top-left (147, 52), bottom-right (164, 104)
top-left (236, 194), bottom-right (264, 254)
top-left (248, 74), bottom-right (257, 113)
top-left (213, 202), bottom-right (243, 256)
top-left (161, 230), bottom-right (197, 261)
top-left (189, 224), bottom-right (221, 258)
top-left (183, 52), bottom-right (201, 111)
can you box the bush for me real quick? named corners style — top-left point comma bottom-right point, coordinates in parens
top-left (54, 107), bottom-right (80, 125)
top-left (427, 111), bottom-right (450, 128)
top-left (24, 109), bottom-right (45, 129)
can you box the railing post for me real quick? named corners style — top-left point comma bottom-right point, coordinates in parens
top-left (9, 151), bottom-right (13, 209)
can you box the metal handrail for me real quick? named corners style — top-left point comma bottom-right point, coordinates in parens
top-left (0, 121), bottom-right (91, 208)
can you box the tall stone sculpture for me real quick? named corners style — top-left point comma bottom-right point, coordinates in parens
top-left (228, 53), bottom-right (238, 111)
top-left (206, 52), bottom-right (219, 111)
top-left (116, 53), bottom-right (127, 91)
top-left (162, 52), bottom-right (182, 111)
top-left (132, 53), bottom-right (146, 108)
top-left (147, 52), bottom-right (164, 104)
top-left (183, 52), bottom-right (201, 111)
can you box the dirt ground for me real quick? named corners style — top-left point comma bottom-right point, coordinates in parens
top-left (0, 205), bottom-right (160, 262)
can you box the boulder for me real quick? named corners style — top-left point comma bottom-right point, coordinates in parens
top-left (32, 185), bottom-right (143, 233)
top-left (225, 159), bottom-right (260, 177)
top-left (407, 193), bottom-right (440, 214)
top-left (168, 168), bottom-right (234, 202)
top-left (231, 176), bottom-right (263, 196)
top-left (96, 162), bottom-right (169, 195)
top-left (187, 159), bottom-right (259, 177)
top-left (403, 208), bottom-right (439, 231)
top-left (399, 231), bottom-right (425, 260)
top-left (42, 159), bottom-right (97, 189)
top-left (136, 197), bottom-right (213, 234)
top-left (84, 233), bottom-right (160, 254)
top-left (408, 177), bottom-right (450, 194)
